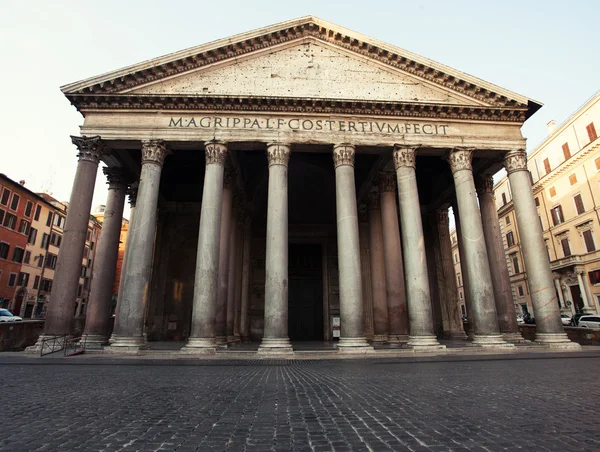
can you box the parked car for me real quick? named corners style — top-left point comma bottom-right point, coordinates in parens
top-left (560, 314), bottom-right (572, 326)
top-left (516, 315), bottom-right (524, 323)
top-left (577, 315), bottom-right (600, 328)
top-left (0, 309), bottom-right (22, 322)
top-left (571, 313), bottom-right (589, 327)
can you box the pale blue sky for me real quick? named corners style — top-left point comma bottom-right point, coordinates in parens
top-left (1, 0), bottom-right (598, 216)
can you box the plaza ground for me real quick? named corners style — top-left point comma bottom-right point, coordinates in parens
top-left (1, 351), bottom-right (600, 451)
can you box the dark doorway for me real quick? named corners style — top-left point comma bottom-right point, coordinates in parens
top-left (288, 243), bottom-right (323, 341)
top-left (570, 285), bottom-right (585, 313)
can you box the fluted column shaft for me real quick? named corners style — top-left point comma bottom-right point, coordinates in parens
top-left (504, 150), bottom-right (577, 347)
top-left (84, 168), bottom-right (127, 345)
top-left (44, 136), bottom-right (105, 337)
top-left (477, 175), bottom-right (522, 339)
top-left (358, 206), bottom-right (374, 340)
top-left (226, 207), bottom-right (238, 343)
top-left (393, 145), bottom-right (442, 349)
top-left (233, 214), bottom-right (245, 342)
top-left (239, 218), bottom-right (252, 341)
top-left (367, 191), bottom-right (388, 343)
top-left (379, 173), bottom-right (409, 343)
top-left (109, 141), bottom-right (169, 349)
top-left (259, 143), bottom-right (293, 353)
top-left (449, 148), bottom-right (508, 347)
top-left (334, 144), bottom-right (372, 352)
top-left (184, 141), bottom-right (228, 352)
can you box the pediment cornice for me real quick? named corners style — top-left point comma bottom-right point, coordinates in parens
top-left (62, 16), bottom-right (541, 118)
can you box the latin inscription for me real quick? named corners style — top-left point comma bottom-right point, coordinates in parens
top-left (168, 116), bottom-right (449, 135)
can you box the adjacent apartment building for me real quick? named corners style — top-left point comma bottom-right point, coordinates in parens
top-left (0, 174), bottom-right (102, 318)
top-left (494, 91), bottom-right (600, 317)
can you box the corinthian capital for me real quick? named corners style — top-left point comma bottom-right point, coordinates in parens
top-left (393, 144), bottom-right (419, 169)
top-left (267, 142), bottom-right (291, 167)
top-left (103, 167), bottom-right (128, 190)
top-left (333, 144), bottom-right (355, 168)
top-left (448, 147), bottom-right (474, 174)
top-left (141, 140), bottom-right (170, 167)
top-left (71, 135), bottom-right (107, 164)
top-left (475, 175), bottom-right (494, 195)
top-left (127, 182), bottom-right (139, 207)
top-left (205, 140), bottom-right (228, 165)
top-left (378, 172), bottom-right (396, 193)
top-left (504, 149), bottom-right (528, 175)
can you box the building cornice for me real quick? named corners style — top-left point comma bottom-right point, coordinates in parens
top-left (533, 142), bottom-right (600, 190)
top-left (61, 17), bottom-right (538, 116)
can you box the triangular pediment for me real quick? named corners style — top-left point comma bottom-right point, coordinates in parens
top-left (126, 39), bottom-right (481, 105)
top-left (62, 16), bottom-right (541, 116)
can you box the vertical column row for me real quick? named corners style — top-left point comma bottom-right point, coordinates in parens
top-left (367, 190), bottom-right (388, 343)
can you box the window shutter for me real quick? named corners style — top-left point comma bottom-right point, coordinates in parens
top-left (583, 230), bottom-right (596, 252)
top-left (574, 194), bottom-right (585, 214)
top-left (562, 143), bottom-right (571, 159)
top-left (587, 122), bottom-right (598, 142)
top-left (544, 158), bottom-right (551, 174)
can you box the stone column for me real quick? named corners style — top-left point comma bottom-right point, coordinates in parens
top-left (111, 184), bottom-right (137, 339)
top-left (476, 175), bottom-right (525, 343)
top-left (576, 268), bottom-right (592, 312)
top-left (436, 208), bottom-right (467, 339)
top-left (333, 144), bottom-right (373, 353)
top-left (233, 212), bottom-right (245, 343)
top-left (108, 141), bottom-right (170, 351)
top-left (30, 136), bottom-right (106, 349)
top-left (393, 145), bottom-right (443, 350)
top-left (453, 205), bottom-right (474, 339)
top-left (367, 190), bottom-right (389, 343)
top-left (214, 169), bottom-right (234, 346)
top-left (504, 150), bottom-right (578, 348)
top-left (553, 274), bottom-right (567, 312)
top-left (239, 217), bottom-right (252, 342)
top-left (379, 172), bottom-right (409, 343)
top-left (259, 143), bottom-right (293, 353)
top-left (83, 167), bottom-right (128, 346)
top-left (358, 204), bottom-right (374, 341)
top-left (183, 141), bottom-right (228, 353)
top-left (226, 206), bottom-right (238, 344)
top-left (448, 148), bottom-right (510, 348)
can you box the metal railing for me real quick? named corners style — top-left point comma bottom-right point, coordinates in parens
top-left (64, 336), bottom-right (86, 357)
top-left (40, 335), bottom-right (67, 356)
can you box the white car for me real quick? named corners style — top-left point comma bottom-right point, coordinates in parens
top-left (560, 314), bottom-right (572, 326)
top-left (0, 309), bottom-right (22, 322)
top-left (578, 315), bottom-right (600, 328)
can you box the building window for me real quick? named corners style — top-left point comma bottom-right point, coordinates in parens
top-left (454, 253), bottom-right (458, 263)
top-left (583, 229), bottom-right (596, 252)
top-left (562, 142), bottom-right (571, 160)
top-left (596, 157), bottom-right (600, 171)
top-left (46, 212), bottom-right (53, 227)
top-left (551, 205), bottom-right (564, 226)
top-left (17, 272), bottom-right (29, 287)
top-left (10, 193), bottom-right (20, 211)
top-left (569, 174), bottom-right (578, 186)
top-left (81, 266), bottom-right (87, 278)
top-left (3, 213), bottom-right (17, 230)
top-left (459, 291), bottom-right (463, 300)
top-left (41, 233), bottom-right (49, 249)
top-left (587, 122), bottom-right (598, 142)
top-left (589, 270), bottom-right (600, 285)
top-left (86, 230), bottom-right (92, 242)
top-left (36, 254), bottom-right (43, 267)
top-left (0, 189), bottom-right (9, 206)
top-left (501, 193), bottom-right (507, 205)
top-left (574, 194), bottom-right (585, 215)
top-left (33, 275), bottom-right (40, 290)
top-left (28, 227), bottom-right (37, 245)
top-left (34, 204), bottom-right (41, 221)
top-left (45, 254), bottom-right (57, 269)
top-left (505, 216), bottom-right (510, 225)
top-left (53, 214), bottom-right (65, 229)
top-left (507, 231), bottom-right (515, 247)
top-left (517, 285), bottom-right (525, 297)
top-left (23, 251), bottom-right (31, 264)
top-left (511, 253), bottom-right (520, 274)
top-left (549, 186), bottom-right (556, 197)
top-left (77, 285), bottom-right (83, 297)
top-left (24, 201), bottom-right (33, 217)
top-left (50, 233), bottom-right (62, 248)
top-left (40, 279), bottom-right (53, 293)
top-left (0, 242), bottom-right (9, 259)
top-left (560, 238), bottom-right (571, 257)
top-left (0, 208), bottom-right (4, 225)
top-left (535, 197), bottom-right (540, 207)
top-left (12, 247), bottom-right (24, 263)
top-left (18, 219), bottom-right (30, 235)
top-left (543, 158), bottom-right (551, 174)
top-left (8, 273), bottom-right (16, 287)
top-left (457, 274), bottom-right (461, 287)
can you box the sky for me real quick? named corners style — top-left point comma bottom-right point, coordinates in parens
top-left (1, 0), bottom-right (598, 220)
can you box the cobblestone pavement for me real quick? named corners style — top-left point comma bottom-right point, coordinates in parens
top-left (1, 354), bottom-right (599, 451)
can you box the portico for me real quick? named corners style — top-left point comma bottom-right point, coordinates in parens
top-left (29, 16), bottom-right (579, 354)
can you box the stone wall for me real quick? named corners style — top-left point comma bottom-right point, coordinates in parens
top-left (0, 321), bottom-right (44, 351)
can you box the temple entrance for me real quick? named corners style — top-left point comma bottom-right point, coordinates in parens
top-left (288, 243), bottom-right (324, 341)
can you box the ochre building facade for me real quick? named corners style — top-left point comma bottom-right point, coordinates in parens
top-left (29, 17), bottom-right (578, 353)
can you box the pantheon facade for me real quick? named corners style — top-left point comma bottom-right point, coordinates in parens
top-left (31, 17), bottom-right (578, 354)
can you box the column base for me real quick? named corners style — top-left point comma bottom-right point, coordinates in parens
top-left (258, 337), bottom-right (294, 354)
top-left (180, 338), bottom-right (218, 355)
top-left (502, 332), bottom-right (529, 343)
top-left (470, 334), bottom-right (514, 348)
top-left (25, 334), bottom-right (67, 355)
top-left (534, 333), bottom-right (581, 349)
top-left (81, 333), bottom-right (109, 348)
top-left (387, 334), bottom-right (409, 344)
top-left (233, 334), bottom-right (241, 343)
top-left (105, 335), bottom-right (148, 353)
top-left (337, 337), bottom-right (375, 353)
top-left (450, 331), bottom-right (469, 340)
top-left (407, 335), bottom-right (446, 351)
top-left (215, 335), bottom-right (228, 348)
top-left (371, 333), bottom-right (389, 343)
top-left (226, 335), bottom-right (236, 344)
